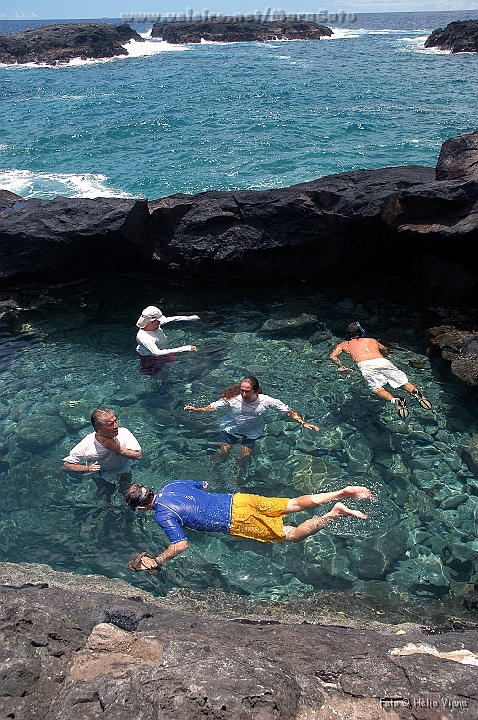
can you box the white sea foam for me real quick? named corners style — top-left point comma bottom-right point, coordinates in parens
top-left (0, 169), bottom-right (134, 199)
top-left (123, 37), bottom-right (189, 56)
top-left (395, 35), bottom-right (450, 54)
top-left (0, 37), bottom-right (188, 69)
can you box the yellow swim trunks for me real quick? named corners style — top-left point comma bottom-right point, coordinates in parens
top-left (229, 493), bottom-right (290, 544)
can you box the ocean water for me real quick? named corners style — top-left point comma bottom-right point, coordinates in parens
top-left (1, 11), bottom-right (477, 199)
top-left (0, 12), bottom-right (477, 609)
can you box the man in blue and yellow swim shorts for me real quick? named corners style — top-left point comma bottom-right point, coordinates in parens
top-left (125, 480), bottom-right (373, 572)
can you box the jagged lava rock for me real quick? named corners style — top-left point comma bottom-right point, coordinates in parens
top-left (0, 571), bottom-right (477, 720)
top-left (0, 22), bottom-right (143, 65)
top-left (152, 19), bottom-right (332, 43)
top-left (425, 19), bottom-right (478, 53)
top-left (0, 196), bottom-right (153, 281)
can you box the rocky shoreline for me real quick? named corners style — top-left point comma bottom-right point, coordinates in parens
top-left (1, 562), bottom-right (477, 720)
top-left (151, 19), bottom-right (333, 43)
top-left (425, 19), bottom-right (478, 53)
top-left (1, 129), bottom-right (477, 309)
top-left (0, 22), bottom-right (143, 65)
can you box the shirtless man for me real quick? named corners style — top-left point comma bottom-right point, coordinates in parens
top-left (329, 322), bottom-right (432, 418)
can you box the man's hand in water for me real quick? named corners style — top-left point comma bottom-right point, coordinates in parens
top-left (341, 486), bottom-right (375, 501)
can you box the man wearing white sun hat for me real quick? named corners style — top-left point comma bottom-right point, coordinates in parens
top-left (136, 305), bottom-right (200, 389)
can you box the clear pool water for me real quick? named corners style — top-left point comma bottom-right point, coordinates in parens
top-left (1, 276), bottom-right (476, 603)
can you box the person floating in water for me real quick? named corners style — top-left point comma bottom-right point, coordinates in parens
top-left (184, 375), bottom-right (319, 470)
top-left (136, 305), bottom-right (199, 389)
top-left (125, 480), bottom-right (373, 571)
top-left (329, 322), bottom-right (432, 418)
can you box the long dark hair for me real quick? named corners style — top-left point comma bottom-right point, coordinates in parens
top-left (220, 376), bottom-right (263, 399)
top-left (242, 376), bottom-right (262, 393)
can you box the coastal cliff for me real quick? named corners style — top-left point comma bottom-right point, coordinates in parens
top-left (0, 22), bottom-right (143, 65)
top-left (425, 19), bottom-right (478, 52)
top-left (151, 19), bottom-right (333, 43)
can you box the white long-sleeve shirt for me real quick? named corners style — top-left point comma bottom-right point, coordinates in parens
top-left (136, 315), bottom-right (199, 357)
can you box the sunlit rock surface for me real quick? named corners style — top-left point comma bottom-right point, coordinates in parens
top-left (151, 19), bottom-right (333, 44)
top-left (0, 22), bottom-right (143, 65)
top-left (425, 19), bottom-right (478, 53)
top-left (1, 563), bottom-right (477, 720)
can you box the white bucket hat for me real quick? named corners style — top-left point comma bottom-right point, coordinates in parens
top-left (136, 306), bottom-right (163, 328)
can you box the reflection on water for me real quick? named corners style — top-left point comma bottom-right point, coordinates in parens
top-left (0, 276), bottom-right (477, 608)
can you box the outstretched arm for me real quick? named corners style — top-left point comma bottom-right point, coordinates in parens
top-left (330, 342), bottom-right (351, 372)
top-left (138, 540), bottom-right (189, 570)
top-left (314, 486), bottom-right (374, 504)
top-left (287, 410), bottom-right (319, 432)
top-left (184, 404), bottom-right (216, 412)
top-left (160, 315), bottom-right (200, 325)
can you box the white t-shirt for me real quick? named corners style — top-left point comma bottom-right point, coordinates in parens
top-left (136, 315), bottom-right (198, 357)
top-left (210, 394), bottom-right (290, 439)
top-left (63, 427), bottom-right (141, 480)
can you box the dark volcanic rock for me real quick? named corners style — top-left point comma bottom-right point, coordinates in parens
top-left (436, 129), bottom-right (478, 181)
top-left (152, 19), bottom-right (332, 43)
top-left (0, 197), bottom-right (153, 282)
top-left (429, 325), bottom-right (478, 387)
top-left (0, 22), bottom-right (143, 65)
top-left (1, 129), bottom-right (478, 312)
top-left (425, 19), bottom-right (478, 53)
top-left (1, 564), bottom-right (477, 720)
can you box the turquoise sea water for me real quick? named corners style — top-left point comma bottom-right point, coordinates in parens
top-left (1, 11), bottom-right (477, 199)
top-left (0, 12), bottom-right (477, 607)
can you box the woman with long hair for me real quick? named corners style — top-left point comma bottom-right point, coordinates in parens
top-left (184, 375), bottom-right (319, 469)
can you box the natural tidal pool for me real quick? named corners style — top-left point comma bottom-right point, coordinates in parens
top-left (0, 276), bottom-right (477, 610)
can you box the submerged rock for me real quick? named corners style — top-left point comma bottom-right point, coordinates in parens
top-left (260, 313), bottom-right (318, 332)
top-left (425, 19), bottom-right (478, 53)
top-left (152, 19), bottom-right (333, 43)
top-left (0, 22), bottom-right (143, 65)
top-left (15, 415), bottom-right (66, 451)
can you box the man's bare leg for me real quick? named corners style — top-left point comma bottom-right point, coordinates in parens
top-left (213, 442), bottom-right (231, 465)
top-left (236, 445), bottom-right (253, 469)
top-left (373, 386), bottom-right (395, 402)
top-left (374, 386), bottom-right (409, 417)
top-left (283, 502), bottom-right (368, 542)
top-left (285, 485), bottom-right (373, 513)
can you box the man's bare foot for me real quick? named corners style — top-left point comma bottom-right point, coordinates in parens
top-left (329, 501), bottom-right (368, 520)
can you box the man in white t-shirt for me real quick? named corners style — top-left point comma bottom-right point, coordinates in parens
top-left (62, 407), bottom-right (142, 493)
top-left (185, 375), bottom-right (319, 469)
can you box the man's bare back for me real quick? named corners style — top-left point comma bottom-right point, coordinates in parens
top-left (330, 337), bottom-right (388, 368)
